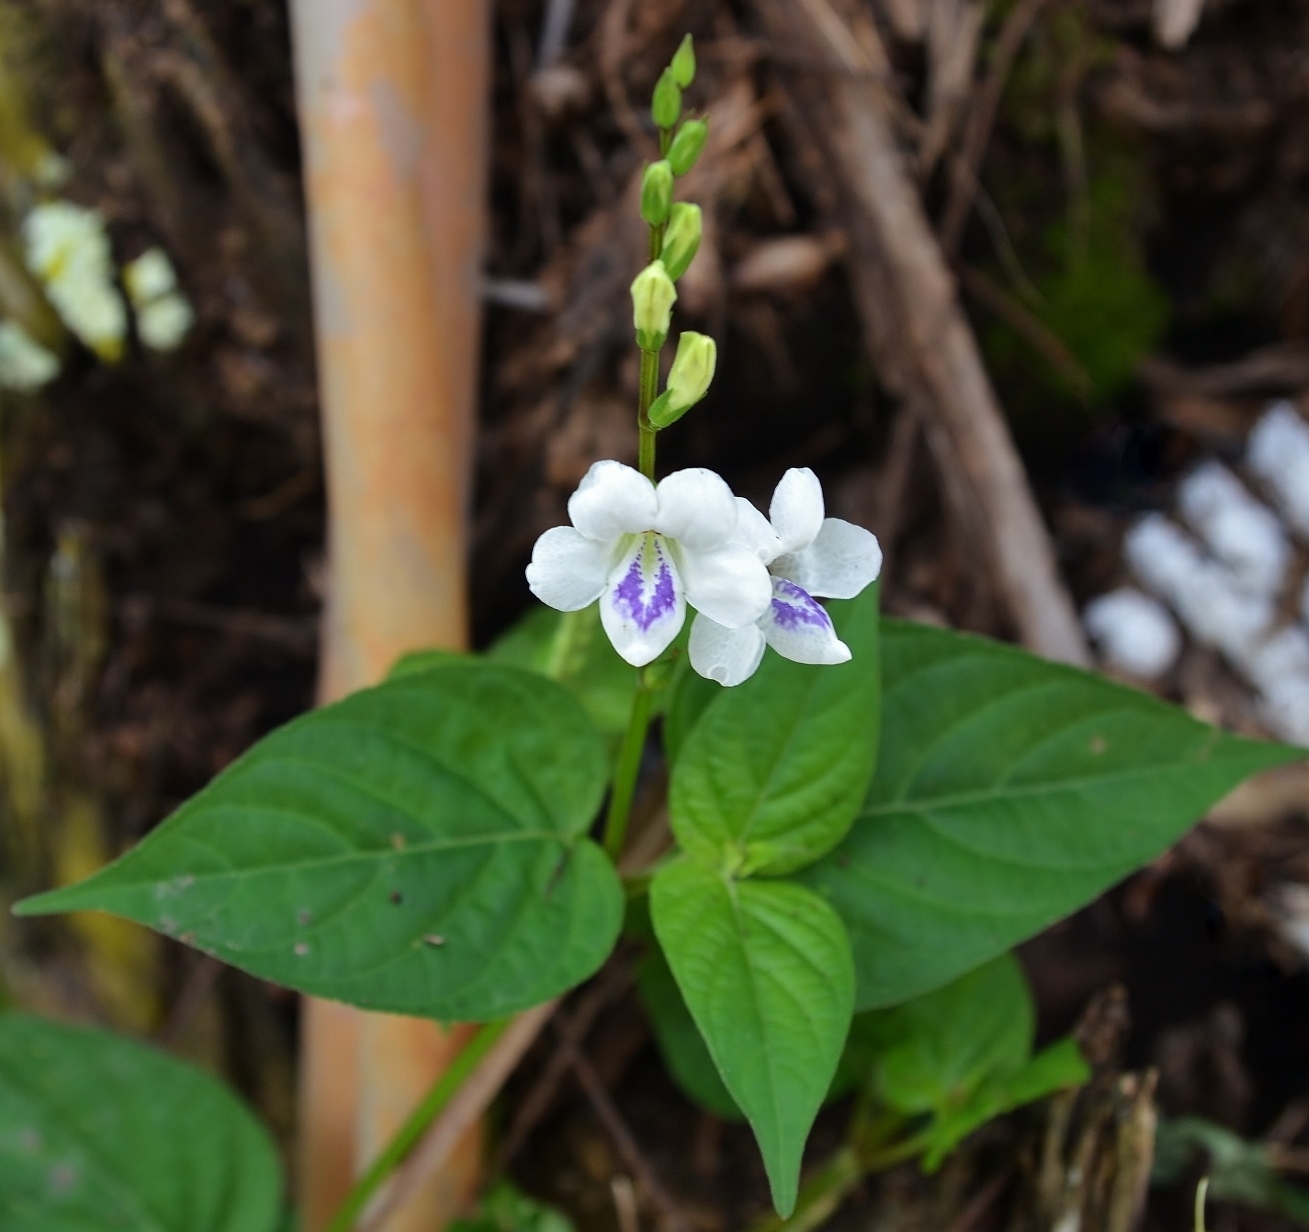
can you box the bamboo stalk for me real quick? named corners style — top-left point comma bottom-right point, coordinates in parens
top-left (288, 2), bottom-right (489, 1228)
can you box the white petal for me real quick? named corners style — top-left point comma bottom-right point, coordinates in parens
top-left (689, 613), bottom-right (766, 687)
top-left (568, 460), bottom-right (657, 542)
top-left (733, 497), bottom-right (782, 563)
top-left (679, 541), bottom-right (773, 629)
top-left (761, 578), bottom-right (851, 665)
top-left (526, 526), bottom-right (613, 611)
top-left (769, 468), bottom-right (824, 554)
top-left (600, 533), bottom-right (686, 666)
top-left (772, 518), bottom-right (882, 599)
top-left (652, 468), bottom-right (738, 552)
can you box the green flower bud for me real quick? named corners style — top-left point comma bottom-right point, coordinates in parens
top-left (649, 331), bottom-right (716, 428)
top-left (631, 260), bottom-right (677, 351)
top-left (670, 34), bottom-right (696, 88)
top-left (660, 203), bottom-right (702, 281)
top-left (667, 119), bottom-right (708, 177)
top-left (640, 160), bottom-right (674, 227)
top-left (652, 68), bottom-right (681, 130)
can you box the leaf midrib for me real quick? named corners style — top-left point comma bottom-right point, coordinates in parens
top-left (83, 827), bottom-right (562, 891)
top-left (862, 752), bottom-right (1262, 820)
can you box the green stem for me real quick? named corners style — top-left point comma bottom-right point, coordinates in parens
top-left (637, 347), bottom-right (659, 481)
top-left (324, 1019), bottom-right (511, 1232)
top-left (603, 670), bottom-right (654, 862)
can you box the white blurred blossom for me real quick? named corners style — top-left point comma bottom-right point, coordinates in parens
top-left (0, 321), bottom-right (58, 391)
top-left (23, 201), bottom-right (126, 362)
top-left (124, 247), bottom-right (194, 352)
top-left (1177, 460), bottom-right (1288, 595)
top-left (1248, 401), bottom-right (1309, 538)
top-left (1083, 587), bottom-right (1180, 679)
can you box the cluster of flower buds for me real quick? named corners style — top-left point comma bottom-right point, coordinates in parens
top-left (630, 37), bottom-right (716, 426)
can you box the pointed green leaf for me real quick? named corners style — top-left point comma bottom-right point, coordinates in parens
top-left (670, 586), bottom-right (880, 876)
top-left (998, 1037), bottom-right (1089, 1107)
top-left (868, 953), bottom-right (1033, 1116)
top-left (0, 1014), bottom-right (281, 1231)
top-left (804, 620), bottom-right (1303, 1009)
top-left (651, 860), bottom-right (854, 1215)
top-left (17, 663), bottom-right (623, 1021)
top-left (921, 1035), bottom-right (1089, 1170)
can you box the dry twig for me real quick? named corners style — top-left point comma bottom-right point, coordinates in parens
top-left (757, 0), bottom-right (1089, 663)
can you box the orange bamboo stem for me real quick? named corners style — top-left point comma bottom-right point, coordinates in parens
top-left (288, 1), bottom-right (489, 1228)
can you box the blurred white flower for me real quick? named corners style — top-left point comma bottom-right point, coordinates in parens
top-left (124, 247), bottom-right (194, 352)
top-left (1083, 587), bottom-right (1180, 679)
top-left (123, 248), bottom-right (177, 303)
top-left (23, 201), bottom-right (126, 362)
top-left (1248, 401), bottom-right (1309, 538)
top-left (1177, 461), bottom-right (1288, 595)
top-left (0, 321), bottom-right (58, 392)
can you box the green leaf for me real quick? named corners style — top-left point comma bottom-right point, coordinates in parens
top-left (448, 1180), bottom-right (575, 1232)
top-left (651, 859), bottom-right (854, 1216)
top-left (998, 1036), bottom-right (1088, 1107)
top-left (389, 648), bottom-right (467, 678)
top-left (1154, 1118), bottom-right (1309, 1226)
top-left (868, 954), bottom-right (1032, 1117)
top-left (489, 604), bottom-right (638, 740)
top-left (920, 1037), bottom-right (1088, 1169)
top-left (0, 1013), bottom-right (281, 1231)
top-left (804, 619), bottom-right (1302, 1010)
top-left (637, 947), bottom-right (742, 1120)
top-left (392, 605), bottom-right (641, 744)
top-left (17, 663), bottom-right (623, 1022)
top-left (846, 954), bottom-right (1088, 1169)
top-left (669, 586), bottom-right (880, 876)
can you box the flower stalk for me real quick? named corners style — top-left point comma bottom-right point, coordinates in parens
top-left (603, 668), bottom-right (655, 861)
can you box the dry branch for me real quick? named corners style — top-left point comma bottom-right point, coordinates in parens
top-left (755, 0), bottom-right (1089, 664)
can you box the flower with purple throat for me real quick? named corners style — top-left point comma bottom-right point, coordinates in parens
top-left (527, 461), bottom-right (772, 666)
top-left (689, 468), bottom-right (883, 686)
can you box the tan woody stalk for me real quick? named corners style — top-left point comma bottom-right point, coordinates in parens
top-left (288, 1), bottom-right (489, 1228)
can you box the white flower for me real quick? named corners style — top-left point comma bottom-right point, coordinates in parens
top-left (689, 468), bottom-right (882, 686)
top-left (23, 201), bottom-right (127, 362)
top-left (0, 321), bottom-right (58, 391)
top-left (527, 461), bottom-right (772, 667)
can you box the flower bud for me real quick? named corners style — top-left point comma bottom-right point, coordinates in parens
top-left (660, 203), bottom-right (702, 281)
top-left (649, 331), bottom-right (716, 428)
top-left (640, 160), bottom-right (674, 227)
top-left (652, 68), bottom-right (681, 130)
top-left (631, 260), bottom-right (677, 351)
top-left (670, 34), bottom-right (696, 88)
top-left (667, 119), bottom-right (707, 176)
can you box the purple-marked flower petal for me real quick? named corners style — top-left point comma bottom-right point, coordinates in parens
top-left (680, 540), bottom-right (772, 629)
top-left (653, 468), bottom-right (738, 552)
top-left (568, 460), bottom-right (658, 542)
top-left (601, 534), bottom-right (686, 666)
top-left (526, 526), bottom-right (614, 611)
top-left (772, 518), bottom-right (882, 599)
top-left (733, 496), bottom-right (783, 564)
top-left (689, 612), bottom-right (766, 686)
top-left (769, 468), bottom-right (824, 554)
top-left (761, 577), bottom-right (851, 666)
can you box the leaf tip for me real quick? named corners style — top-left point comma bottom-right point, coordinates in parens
top-left (12, 886), bottom-right (83, 917)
